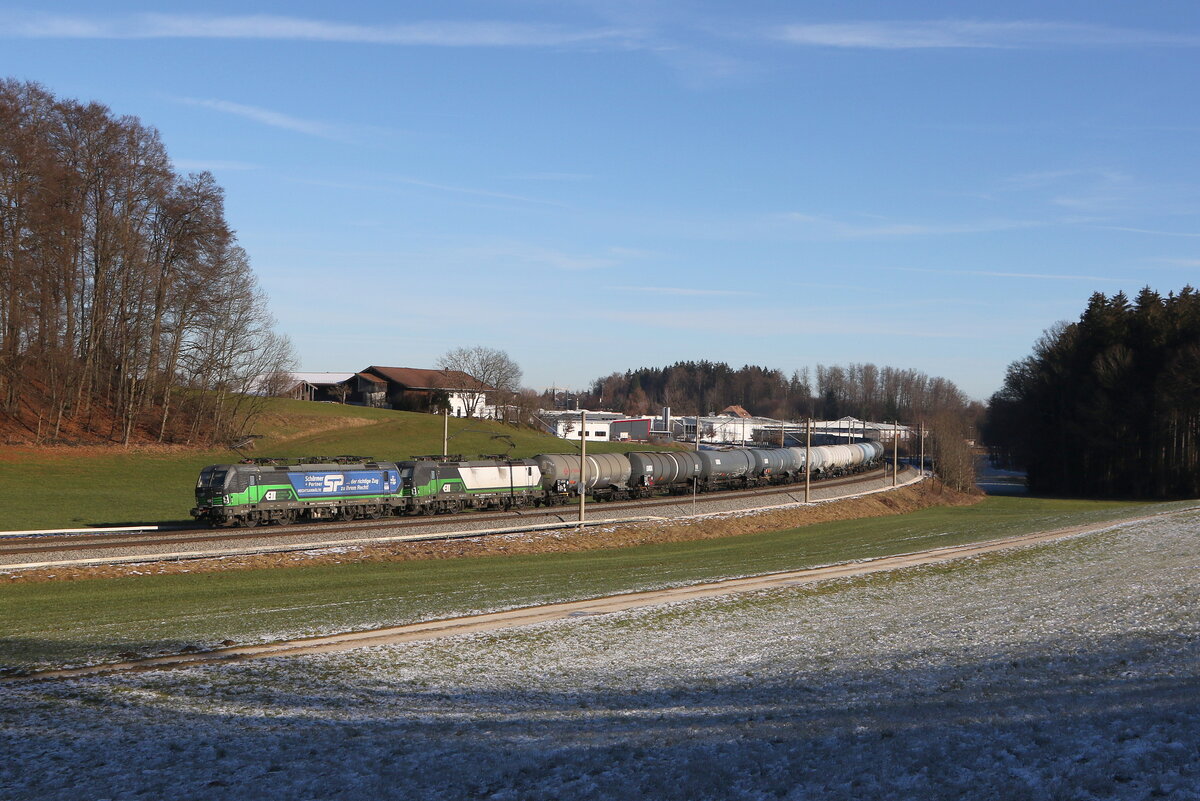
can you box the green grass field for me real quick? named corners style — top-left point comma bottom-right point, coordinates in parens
top-left (0, 399), bottom-right (659, 530)
top-left (3, 494), bottom-right (1194, 670)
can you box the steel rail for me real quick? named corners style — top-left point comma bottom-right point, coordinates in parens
top-left (0, 525), bottom-right (160, 539)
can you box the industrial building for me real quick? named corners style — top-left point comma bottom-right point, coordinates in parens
top-left (535, 411), bottom-right (655, 442)
top-left (538, 406), bottom-right (912, 448)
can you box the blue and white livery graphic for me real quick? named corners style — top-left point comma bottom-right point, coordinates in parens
top-left (287, 470), bottom-right (396, 498)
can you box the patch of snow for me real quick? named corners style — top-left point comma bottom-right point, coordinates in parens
top-left (2, 513), bottom-right (1198, 800)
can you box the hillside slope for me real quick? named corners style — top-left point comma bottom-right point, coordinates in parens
top-left (0, 399), bottom-right (650, 529)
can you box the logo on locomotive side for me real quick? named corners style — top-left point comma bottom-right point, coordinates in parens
top-left (323, 474), bottom-right (345, 493)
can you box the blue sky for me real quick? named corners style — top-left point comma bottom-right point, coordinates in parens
top-left (3, 2), bottom-right (1198, 401)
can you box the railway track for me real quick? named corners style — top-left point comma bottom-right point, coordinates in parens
top-left (0, 468), bottom-right (891, 567)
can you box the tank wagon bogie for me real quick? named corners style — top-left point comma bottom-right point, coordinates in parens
top-left (191, 441), bottom-right (888, 527)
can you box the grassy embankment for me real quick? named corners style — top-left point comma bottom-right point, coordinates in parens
top-left (0, 398), bottom-right (654, 530)
top-left (3, 492), bottom-right (1195, 671)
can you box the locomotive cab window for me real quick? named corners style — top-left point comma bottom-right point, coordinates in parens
top-left (197, 468), bottom-right (228, 489)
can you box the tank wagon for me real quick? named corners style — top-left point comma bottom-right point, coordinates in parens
top-left (192, 442), bottom-right (887, 527)
top-left (628, 451), bottom-right (700, 492)
top-left (533, 453), bottom-right (633, 499)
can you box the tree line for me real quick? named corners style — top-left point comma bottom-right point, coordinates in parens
top-left (984, 287), bottom-right (1200, 499)
top-left (573, 360), bottom-right (980, 492)
top-left (0, 80), bottom-right (294, 445)
top-left (582, 360), bottom-right (978, 424)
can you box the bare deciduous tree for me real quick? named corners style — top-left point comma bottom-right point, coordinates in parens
top-left (0, 79), bottom-right (294, 444)
top-left (927, 410), bottom-right (978, 493)
top-left (435, 346), bottom-right (523, 418)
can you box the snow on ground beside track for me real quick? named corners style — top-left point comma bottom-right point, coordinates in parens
top-left (3, 512), bottom-right (1199, 800)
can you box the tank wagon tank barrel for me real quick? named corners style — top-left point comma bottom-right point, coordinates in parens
top-left (627, 451), bottom-right (701, 491)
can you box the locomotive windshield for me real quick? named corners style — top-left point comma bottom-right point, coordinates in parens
top-left (197, 467), bottom-right (228, 490)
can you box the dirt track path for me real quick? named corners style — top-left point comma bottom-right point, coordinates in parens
top-left (13, 507), bottom-right (1191, 684)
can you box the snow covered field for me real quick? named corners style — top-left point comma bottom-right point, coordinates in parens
top-left (4, 511), bottom-right (1198, 800)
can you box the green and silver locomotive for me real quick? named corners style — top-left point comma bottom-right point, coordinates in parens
top-left (396, 459), bottom-right (544, 514)
top-left (191, 458), bottom-right (405, 526)
top-left (192, 456), bottom-right (551, 526)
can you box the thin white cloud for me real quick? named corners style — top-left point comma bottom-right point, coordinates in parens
top-left (606, 247), bottom-right (659, 259)
top-left (1091, 225), bottom-right (1200, 238)
top-left (654, 44), bottom-right (760, 90)
top-left (784, 213), bottom-right (1040, 238)
top-left (895, 267), bottom-right (1131, 282)
top-left (1000, 167), bottom-right (1134, 212)
top-left (464, 243), bottom-right (617, 271)
top-left (1051, 194), bottom-right (1124, 211)
top-left (1002, 167), bottom-right (1129, 189)
top-left (590, 308), bottom-right (985, 339)
top-left (774, 20), bottom-right (1200, 50)
top-left (502, 172), bottom-right (594, 182)
top-left (172, 159), bottom-right (260, 172)
top-left (389, 177), bottom-right (567, 208)
top-left (1, 12), bottom-right (642, 48)
top-left (177, 97), bottom-right (349, 140)
top-left (294, 176), bottom-right (566, 210)
top-left (611, 286), bottom-right (758, 297)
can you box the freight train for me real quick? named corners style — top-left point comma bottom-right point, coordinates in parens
top-left (191, 442), bottom-right (886, 527)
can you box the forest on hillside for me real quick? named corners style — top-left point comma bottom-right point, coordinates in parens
top-left (581, 361), bottom-right (978, 424)
top-left (0, 80), bottom-right (293, 445)
top-left (573, 361), bottom-right (982, 492)
top-left (985, 287), bottom-right (1200, 499)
